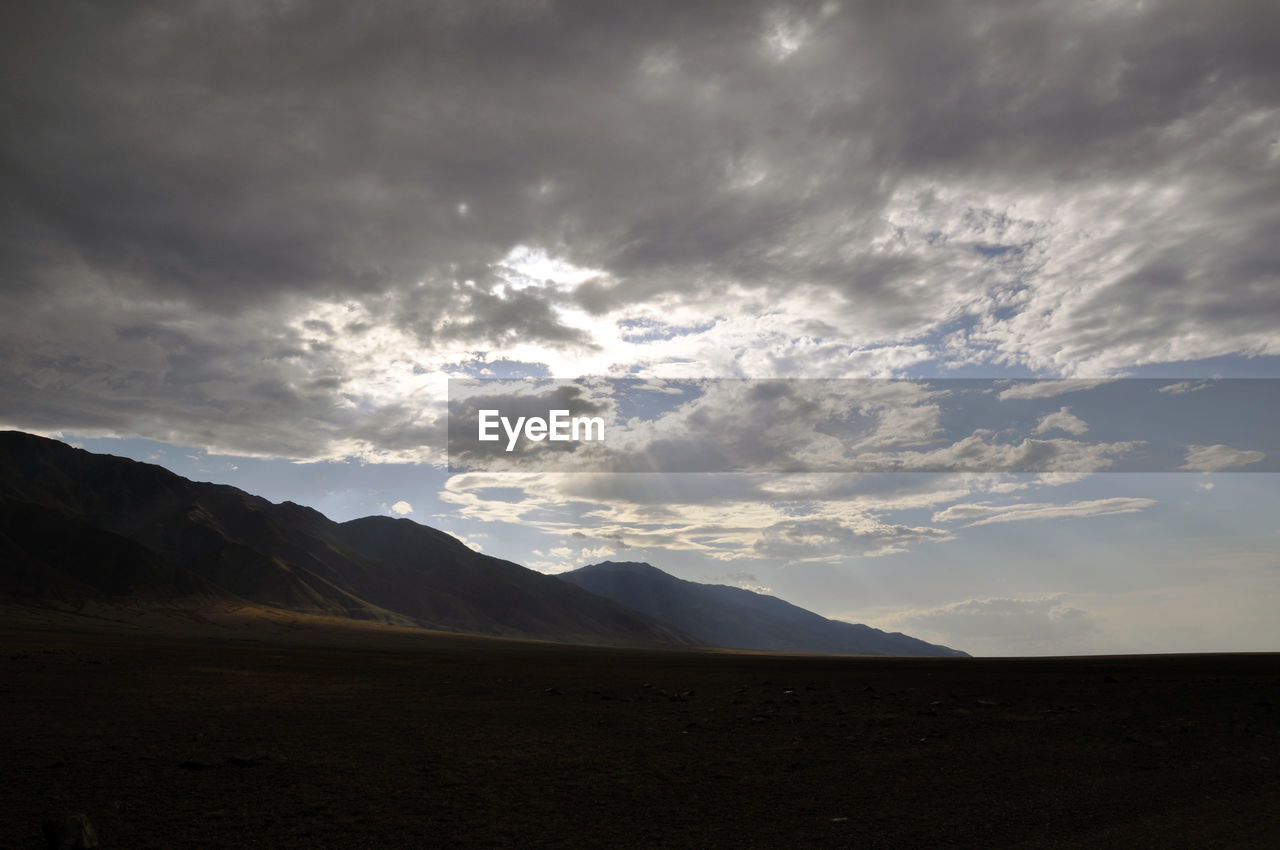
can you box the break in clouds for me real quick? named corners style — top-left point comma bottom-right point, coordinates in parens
top-left (2, 0), bottom-right (1279, 462)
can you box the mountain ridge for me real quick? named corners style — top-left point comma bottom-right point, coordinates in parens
top-left (560, 560), bottom-right (968, 657)
top-left (0, 431), bottom-right (965, 655)
top-left (0, 431), bottom-right (693, 646)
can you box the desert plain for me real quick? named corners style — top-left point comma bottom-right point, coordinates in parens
top-left (2, 604), bottom-right (1277, 849)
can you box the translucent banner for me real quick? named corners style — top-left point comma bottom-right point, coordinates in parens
top-left (447, 378), bottom-right (1278, 473)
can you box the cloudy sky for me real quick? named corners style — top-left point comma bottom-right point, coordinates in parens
top-left (3, 0), bottom-right (1278, 655)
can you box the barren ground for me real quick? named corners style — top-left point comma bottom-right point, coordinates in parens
top-left (2, 607), bottom-right (1278, 848)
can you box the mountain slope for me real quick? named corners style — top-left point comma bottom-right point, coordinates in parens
top-left (0, 431), bottom-right (695, 646)
top-left (560, 561), bottom-right (967, 657)
top-left (0, 496), bottom-right (222, 601)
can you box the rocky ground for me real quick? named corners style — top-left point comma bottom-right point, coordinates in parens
top-left (2, 613), bottom-right (1278, 848)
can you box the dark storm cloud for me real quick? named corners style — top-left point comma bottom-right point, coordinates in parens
top-left (0, 1), bottom-right (768, 309)
top-left (7, 1), bottom-right (1269, 302)
top-left (2, 0), bottom-right (1278, 456)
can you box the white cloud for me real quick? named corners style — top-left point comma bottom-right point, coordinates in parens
top-left (1181, 444), bottom-right (1266, 472)
top-left (525, 559), bottom-right (577, 574)
top-left (1032, 406), bottom-right (1089, 436)
top-left (440, 470), bottom-right (1122, 565)
top-left (708, 571), bottom-right (773, 595)
top-left (442, 470), bottom-right (967, 563)
top-left (996, 380), bottom-right (1114, 401)
top-left (1158, 380), bottom-right (1212, 395)
top-left (389, 500), bottom-right (414, 516)
top-left (875, 432), bottom-right (1139, 473)
top-left (932, 496), bottom-right (1157, 527)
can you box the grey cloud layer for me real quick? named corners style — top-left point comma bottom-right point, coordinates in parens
top-left (2, 1), bottom-right (1278, 456)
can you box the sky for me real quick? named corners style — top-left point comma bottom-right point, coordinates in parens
top-left (2, 0), bottom-right (1278, 655)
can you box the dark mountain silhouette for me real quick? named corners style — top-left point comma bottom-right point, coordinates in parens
top-left (0, 432), bottom-right (965, 655)
top-left (559, 561), bottom-right (968, 657)
top-left (0, 431), bottom-right (693, 646)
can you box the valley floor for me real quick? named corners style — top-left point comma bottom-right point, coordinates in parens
top-left (1, 610), bottom-right (1278, 848)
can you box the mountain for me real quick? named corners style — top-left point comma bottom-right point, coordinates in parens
top-left (0, 432), bottom-right (965, 656)
top-left (0, 431), bottom-right (694, 646)
top-left (559, 561), bottom-right (968, 657)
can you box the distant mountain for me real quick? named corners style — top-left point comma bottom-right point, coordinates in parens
top-left (0, 431), bottom-right (694, 647)
top-left (559, 561), bottom-right (968, 657)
